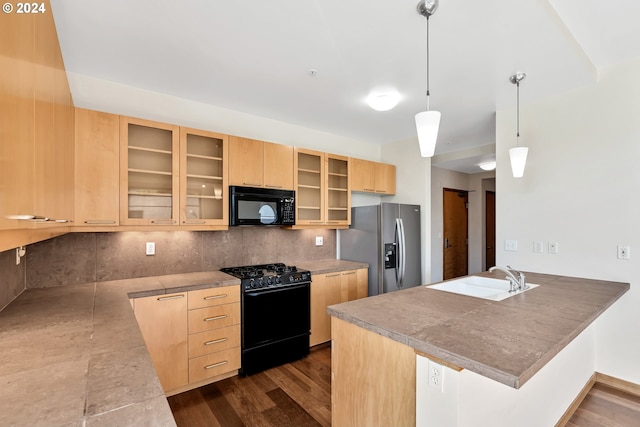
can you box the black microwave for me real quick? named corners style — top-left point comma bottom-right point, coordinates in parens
top-left (229, 186), bottom-right (295, 226)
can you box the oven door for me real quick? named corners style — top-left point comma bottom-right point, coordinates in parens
top-left (241, 283), bottom-right (310, 349)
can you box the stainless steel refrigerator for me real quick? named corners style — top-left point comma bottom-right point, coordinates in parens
top-left (340, 203), bottom-right (422, 296)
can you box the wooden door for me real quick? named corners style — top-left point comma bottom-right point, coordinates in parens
top-left (350, 158), bottom-right (375, 192)
top-left (310, 272), bottom-right (341, 346)
top-left (443, 188), bottom-right (468, 280)
top-left (74, 108), bottom-right (120, 226)
top-left (134, 292), bottom-right (188, 392)
top-left (374, 162), bottom-right (396, 194)
top-left (294, 148), bottom-right (325, 225)
top-left (228, 136), bottom-right (263, 187)
top-left (485, 191), bottom-right (496, 270)
top-left (264, 141), bottom-right (293, 190)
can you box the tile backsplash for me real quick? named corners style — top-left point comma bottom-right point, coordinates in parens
top-left (18, 228), bottom-right (336, 288)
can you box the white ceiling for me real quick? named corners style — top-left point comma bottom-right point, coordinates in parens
top-left (51, 0), bottom-right (640, 174)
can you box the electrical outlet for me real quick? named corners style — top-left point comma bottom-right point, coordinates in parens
top-left (548, 241), bottom-right (559, 254)
top-left (146, 242), bottom-right (155, 256)
top-left (618, 245), bottom-right (631, 260)
top-left (315, 236), bottom-right (323, 246)
top-left (428, 360), bottom-right (444, 392)
top-left (505, 239), bottom-right (518, 251)
top-left (534, 241), bottom-right (544, 253)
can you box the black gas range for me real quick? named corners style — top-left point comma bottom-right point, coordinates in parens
top-left (221, 263), bottom-right (311, 292)
top-left (221, 263), bottom-right (311, 375)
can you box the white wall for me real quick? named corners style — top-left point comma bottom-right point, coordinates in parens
top-left (68, 72), bottom-right (379, 159)
top-left (495, 59), bottom-right (640, 385)
top-left (430, 168), bottom-right (495, 283)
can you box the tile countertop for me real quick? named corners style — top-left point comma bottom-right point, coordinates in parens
top-left (327, 271), bottom-right (630, 389)
top-left (296, 259), bottom-right (368, 274)
top-left (0, 271), bottom-right (239, 427)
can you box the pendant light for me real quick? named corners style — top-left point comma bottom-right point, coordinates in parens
top-left (415, 0), bottom-right (440, 158)
top-left (509, 72), bottom-right (528, 177)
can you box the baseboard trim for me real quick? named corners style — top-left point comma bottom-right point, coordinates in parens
top-left (595, 372), bottom-right (640, 396)
top-left (555, 373), bottom-right (597, 427)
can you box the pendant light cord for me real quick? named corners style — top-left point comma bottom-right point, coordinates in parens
top-left (516, 81), bottom-right (520, 147)
top-left (426, 15), bottom-right (431, 111)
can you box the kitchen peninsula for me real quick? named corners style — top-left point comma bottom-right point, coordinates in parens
top-left (328, 271), bottom-right (629, 427)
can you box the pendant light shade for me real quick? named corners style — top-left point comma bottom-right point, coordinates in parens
top-left (509, 72), bottom-right (527, 177)
top-left (415, 110), bottom-right (441, 157)
top-left (415, 0), bottom-right (440, 158)
top-left (509, 146), bottom-right (528, 178)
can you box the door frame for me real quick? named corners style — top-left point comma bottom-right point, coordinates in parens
top-left (485, 190), bottom-right (496, 271)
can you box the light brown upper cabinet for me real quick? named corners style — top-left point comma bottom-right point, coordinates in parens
top-left (74, 108), bottom-right (120, 226)
top-left (180, 128), bottom-right (228, 226)
top-left (294, 148), bottom-right (350, 227)
top-left (0, 10), bottom-right (74, 232)
top-left (350, 158), bottom-right (396, 195)
top-left (120, 116), bottom-right (180, 226)
top-left (325, 154), bottom-right (351, 226)
top-left (228, 137), bottom-right (293, 190)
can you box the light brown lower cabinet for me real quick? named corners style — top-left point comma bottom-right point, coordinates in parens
top-left (134, 292), bottom-right (189, 392)
top-left (310, 268), bottom-right (368, 346)
top-left (134, 285), bottom-right (241, 395)
top-left (331, 317), bottom-right (415, 427)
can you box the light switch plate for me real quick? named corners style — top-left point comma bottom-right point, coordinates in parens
top-left (315, 236), bottom-right (323, 246)
top-left (534, 241), bottom-right (544, 253)
top-left (146, 242), bottom-right (155, 256)
top-left (549, 241), bottom-right (559, 254)
top-left (505, 239), bottom-right (518, 251)
top-left (618, 245), bottom-right (631, 260)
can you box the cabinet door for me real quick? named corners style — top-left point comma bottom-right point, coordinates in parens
top-left (326, 154), bottom-right (350, 226)
top-left (74, 108), bottom-right (120, 226)
top-left (294, 148), bottom-right (325, 225)
top-left (180, 128), bottom-right (228, 226)
top-left (350, 158), bottom-right (376, 193)
top-left (310, 272), bottom-right (341, 346)
top-left (120, 116), bottom-right (180, 225)
top-left (134, 292), bottom-right (188, 392)
top-left (33, 12), bottom-right (74, 225)
top-left (0, 13), bottom-right (34, 229)
top-left (264, 142), bottom-right (294, 190)
top-left (228, 136), bottom-right (264, 187)
top-left (340, 270), bottom-right (359, 302)
top-left (356, 268), bottom-right (369, 299)
top-left (375, 162), bottom-right (396, 195)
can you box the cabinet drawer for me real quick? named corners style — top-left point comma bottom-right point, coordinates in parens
top-left (188, 325), bottom-right (240, 358)
top-left (188, 302), bottom-right (240, 334)
top-left (189, 347), bottom-right (240, 383)
top-left (188, 286), bottom-right (240, 310)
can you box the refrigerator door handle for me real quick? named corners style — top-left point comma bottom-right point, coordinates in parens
top-left (399, 218), bottom-right (406, 287)
top-left (394, 219), bottom-right (400, 285)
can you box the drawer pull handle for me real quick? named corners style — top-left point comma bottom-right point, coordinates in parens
top-left (183, 220), bottom-right (206, 224)
top-left (205, 360), bottom-right (228, 370)
top-left (204, 315), bottom-right (228, 322)
top-left (157, 294), bottom-right (185, 301)
top-left (204, 294), bottom-right (227, 300)
top-left (151, 220), bottom-right (176, 225)
top-left (204, 337), bottom-right (228, 346)
top-left (84, 220), bottom-right (117, 224)
top-left (326, 273), bottom-right (341, 278)
top-left (342, 271), bottom-right (357, 276)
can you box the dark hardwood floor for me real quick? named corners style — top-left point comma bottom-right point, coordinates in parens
top-left (168, 346), bottom-right (331, 427)
top-left (170, 347), bottom-right (640, 427)
top-left (567, 383), bottom-right (640, 427)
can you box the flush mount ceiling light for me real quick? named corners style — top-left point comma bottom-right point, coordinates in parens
top-left (509, 72), bottom-right (528, 178)
top-left (367, 90), bottom-right (400, 111)
top-left (415, 0), bottom-right (440, 158)
top-left (478, 161), bottom-right (496, 171)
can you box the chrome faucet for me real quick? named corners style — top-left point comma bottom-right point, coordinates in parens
top-left (489, 265), bottom-right (527, 292)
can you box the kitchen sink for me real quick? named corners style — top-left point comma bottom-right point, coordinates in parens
top-left (427, 276), bottom-right (539, 301)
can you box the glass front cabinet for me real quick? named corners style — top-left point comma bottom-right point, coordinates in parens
top-left (120, 117), bottom-right (227, 227)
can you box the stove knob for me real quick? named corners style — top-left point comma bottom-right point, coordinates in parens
top-left (257, 277), bottom-right (264, 287)
top-left (275, 275), bottom-right (281, 284)
top-left (249, 278), bottom-right (256, 288)
top-left (289, 276), bottom-right (294, 283)
top-left (266, 277), bottom-right (273, 286)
